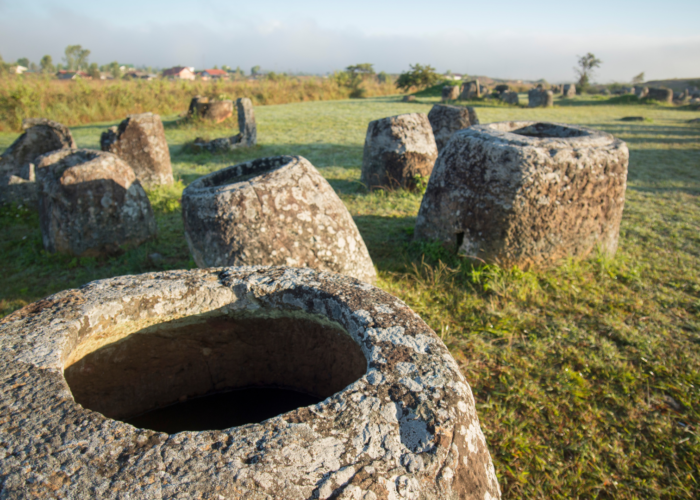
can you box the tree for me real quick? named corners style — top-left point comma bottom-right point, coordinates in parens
top-left (632, 72), bottom-right (645, 85)
top-left (346, 63), bottom-right (374, 76)
top-left (0, 54), bottom-right (10, 76)
top-left (87, 62), bottom-right (100, 79)
top-left (63, 45), bottom-right (91, 70)
top-left (104, 61), bottom-right (121, 79)
top-left (40, 55), bottom-right (55, 74)
top-left (377, 71), bottom-right (389, 83)
top-left (251, 65), bottom-right (261, 76)
top-left (17, 57), bottom-right (30, 68)
top-left (395, 63), bottom-right (441, 91)
top-left (574, 53), bottom-right (601, 93)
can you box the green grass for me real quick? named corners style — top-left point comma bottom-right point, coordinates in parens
top-left (1, 95), bottom-right (699, 498)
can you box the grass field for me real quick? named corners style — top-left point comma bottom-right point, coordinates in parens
top-left (1, 94), bottom-right (699, 498)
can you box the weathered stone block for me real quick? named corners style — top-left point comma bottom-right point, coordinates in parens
top-left (0, 118), bottom-right (76, 205)
top-left (563, 84), bottom-right (576, 97)
top-left (0, 267), bottom-right (501, 499)
top-left (36, 149), bottom-right (157, 256)
top-left (361, 113), bottom-right (438, 189)
top-left (500, 90), bottom-right (520, 105)
top-left (182, 155), bottom-right (376, 283)
top-left (414, 121), bottom-right (629, 268)
top-left (427, 104), bottom-right (479, 152)
top-left (100, 112), bottom-right (174, 187)
top-left (528, 88), bottom-right (554, 107)
top-left (235, 97), bottom-right (256, 147)
top-left (441, 85), bottom-right (460, 102)
top-left (647, 88), bottom-right (673, 103)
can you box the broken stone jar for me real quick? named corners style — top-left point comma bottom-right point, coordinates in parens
top-left (414, 121), bottom-right (629, 269)
top-left (182, 155), bottom-right (376, 284)
top-left (0, 267), bottom-right (501, 499)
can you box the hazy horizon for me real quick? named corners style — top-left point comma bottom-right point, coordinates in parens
top-left (1, 0), bottom-right (698, 83)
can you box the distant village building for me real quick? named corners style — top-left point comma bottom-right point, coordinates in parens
top-left (124, 71), bottom-right (157, 81)
top-left (162, 66), bottom-right (196, 80)
top-left (14, 65), bottom-right (28, 75)
top-left (56, 70), bottom-right (91, 80)
top-left (198, 69), bottom-right (229, 80)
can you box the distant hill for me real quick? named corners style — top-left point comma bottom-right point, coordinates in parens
top-left (644, 78), bottom-right (700, 90)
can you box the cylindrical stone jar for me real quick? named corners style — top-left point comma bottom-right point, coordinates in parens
top-left (0, 267), bottom-right (501, 499)
top-left (414, 121), bottom-right (629, 269)
top-left (182, 156), bottom-right (377, 284)
top-left (36, 149), bottom-right (157, 257)
top-left (361, 113), bottom-right (438, 190)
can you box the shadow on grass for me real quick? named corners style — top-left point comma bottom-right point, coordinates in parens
top-left (353, 214), bottom-right (415, 271)
top-left (172, 143), bottom-right (365, 185)
top-left (587, 122), bottom-right (700, 145)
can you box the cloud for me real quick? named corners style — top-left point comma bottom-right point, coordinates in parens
top-left (0, 8), bottom-right (698, 82)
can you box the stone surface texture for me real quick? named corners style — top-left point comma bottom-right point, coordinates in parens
top-left (562, 84), bottom-right (576, 97)
top-left (36, 149), bottom-right (157, 257)
top-left (182, 156), bottom-right (377, 284)
top-left (427, 104), bottom-right (480, 152)
top-left (499, 91), bottom-right (519, 105)
top-left (528, 88), bottom-right (554, 108)
top-left (0, 266), bottom-right (501, 499)
top-left (0, 118), bottom-right (76, 205)
top-left (647, 88), bottom-right (673, 103)
top-left (414, 121), bottom-right (629, 269)
top-left (361, 113), bottom-right (438, 190)
top-left (100, 112), bottom-right (174, 187)
top-left (441, 85), bottom-right (460, 102)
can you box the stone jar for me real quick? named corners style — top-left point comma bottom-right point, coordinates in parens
top-left (427, 104), bottom-right (479, 153)
top-left (182, 155), bottom-right (376, 284)
top-left (563, 84), bottom-right (576, 97)
top-left (528, 88), bottom-right (554, 107)
top-left (500, 90), bottom-right (520, 105)
top-left (188, 96), bottom-right (234, 122)
top-left (414, 121), bottom-right (629, 269)
top-left (0, 266), bottom-right (501, 499)
top-left (460, 80), bottom-right (480, 100)
top-left (0, 118), bottom-right (76, 206)
top-left (361, 113), bottom-right (438, 190)
top-left (191, 97), bottom-right (258, 153)
top-left (647, 88), bottom-right (673, 103)
top-left (100, 112), bottom-right (174, 187)
top-left (36, 149), bottom-right (157, 257)
top-left (441, 85), bottom-right (460, 102)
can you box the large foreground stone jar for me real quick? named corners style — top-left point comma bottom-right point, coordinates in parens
top-left (182, 156), bottom-right (376, 284)
top-left (37, 149), bottom-right (157, 256)
top-left (427, 104), bottom-right (479, 152)
top-left (0, 118), bottom-right (76, 205)
top-left (100, 112), bottom-right (174, 187)
top-left (361, 113), bottom-right (438, 190)
top-left (414, 122), bottom-right (629, 268)
top-left (0, 267), bottom-right (502, 499)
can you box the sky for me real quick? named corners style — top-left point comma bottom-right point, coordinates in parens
top-left (1, 0), bottom-right (698, 82)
